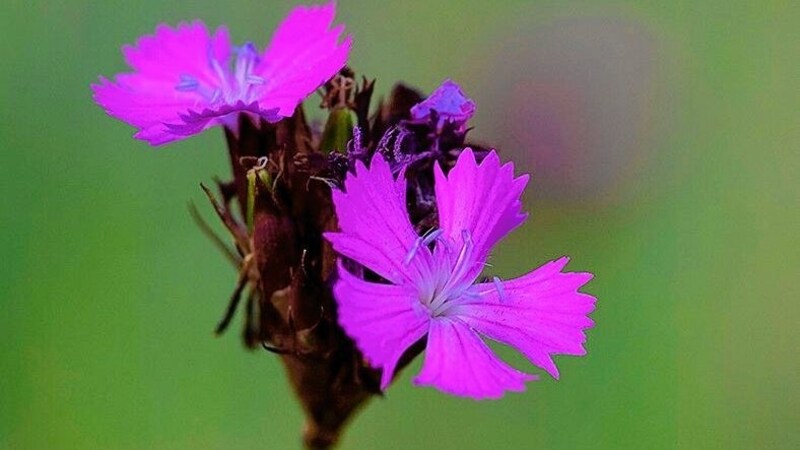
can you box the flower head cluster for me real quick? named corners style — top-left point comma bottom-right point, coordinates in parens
top-left (91, 2), bottom-right (596, 404)
top-left (326, 148), bottom-right (596, 399)
top-left (92, 2), bottom-right (350, 145)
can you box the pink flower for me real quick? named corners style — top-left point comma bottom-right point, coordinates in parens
top-left (92, 2), bottom-right (351, 145)
top-left (325, 149), bottom-right (596, 399)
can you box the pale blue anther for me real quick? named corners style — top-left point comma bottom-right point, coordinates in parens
top-left (175, 75), bottom-right (199, 91)
top-left (235, 41), bottom-right (260, 59)
top-left (246, 75), bottom-right (266, 85)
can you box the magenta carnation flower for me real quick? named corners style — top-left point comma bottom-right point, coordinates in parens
top-left (92, 2), bottom-right (351, 145)
top-left (410, 79), bottom-right (477, 130)
top-left (325, 149), bottom-right (596, 399)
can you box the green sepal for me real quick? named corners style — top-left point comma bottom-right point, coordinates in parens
top-left (319, 107), bottom-right (355, 154)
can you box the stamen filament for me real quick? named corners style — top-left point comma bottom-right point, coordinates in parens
top-left (404, 238), bottom-right (422, 266)
top-left (492, 276), bottom-right (506, 301)
top-left (404, 228), bottom-right (443, 266)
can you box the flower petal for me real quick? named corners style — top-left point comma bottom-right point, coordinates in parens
top-left (92, 22), bottom-right (232, 145)
top-left (325, 153), bottom-right (433, 285)
top-left (163, 102), bottom-right (281, 137)
top-left (453, 257), bottom-right (596, 379)
top-left (256, 1), bottom-right (352, 116)
top-left (122, 21), bottom-right (230, 85)
top-left (333, 261), bottom-right (429, 389)
top-left (414, 318), bottom-right (536, 399)
top-left (434, 148), bottom-right (529, 280)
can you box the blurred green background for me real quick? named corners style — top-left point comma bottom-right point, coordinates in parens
top-left (2, 0), bottom-right (798, 448)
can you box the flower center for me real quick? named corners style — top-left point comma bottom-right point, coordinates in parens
top-left (404, 229), bottom-right (508, 317)
top-left (175, 42), bottom-right (266, 105)
top-left (404, 229), bottom-right (479, 317)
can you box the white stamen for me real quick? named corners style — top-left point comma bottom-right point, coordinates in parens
top-left (422, 229), bottom-right (443, 246)
top-left (428, 230), bottom-right (475, 315)
top-left (403, 228), bottom-right (444, 266)
top-left (209, 57), bottom-right (230, 98)
top-left (179, 42), bottom-right (268, 106)
top-left (404, 228), bottom-right (443, 266)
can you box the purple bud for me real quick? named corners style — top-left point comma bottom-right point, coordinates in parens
top-left (410, 79), bottom-right (476, 130)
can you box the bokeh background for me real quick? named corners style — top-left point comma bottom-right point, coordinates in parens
top-left (1, 0), bottom-right (798, 448)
